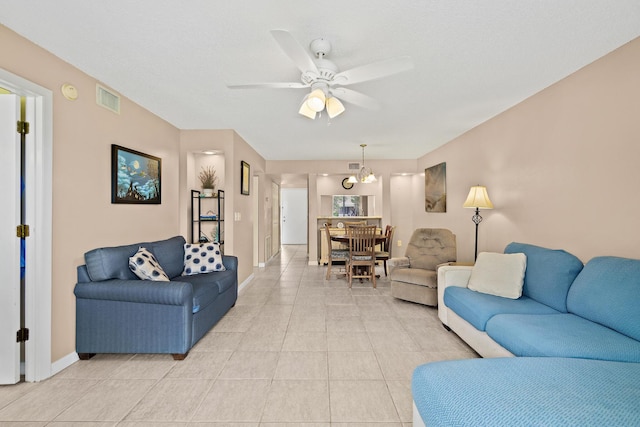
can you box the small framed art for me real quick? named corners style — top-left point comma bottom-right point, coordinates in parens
top-left (241, 160), bottom-right (250, 195)
top-left (111, 144), bottom-right (161, 204)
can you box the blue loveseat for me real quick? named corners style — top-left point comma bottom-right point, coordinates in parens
top-left (412, 242), bottom-right (640, 426)
top-left (74, 235), bottom-right (237, 360)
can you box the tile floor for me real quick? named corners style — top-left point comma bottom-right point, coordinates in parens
top-left (0, 245), bottom-right (478, 426)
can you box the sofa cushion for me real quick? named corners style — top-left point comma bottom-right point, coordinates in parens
top-left (85, 242), bottom-right (142, 281)
top-left (84, 236), bottom-right (186, 282)
top-left (391, 268), bottom-right (437, 288)
top-left (405, 228), bottom-right (456, 270)
top-left (486, 313), bottom-right (640, 362)
top-left (128, 247), bottom-right (170, 281)
top-left (412, 357), bottom-right (640, 427)
top-left (504, 242), bottom-right (583, 312)
top-left (148, 236), bottom-right (187, 279)
top-left (173, 274), bottom-right (220, 313)
top-left (444, 286), bottom-right (559, 331)
top-left (183, 242), bottom-right (226, 275)
top-left (468, 252), bottom-right (526, 299)
top-left (567, 256), bottom-right (640, 342)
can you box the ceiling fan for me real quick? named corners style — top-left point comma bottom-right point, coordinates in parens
top-left (227, 30), bottom-right (414, 119)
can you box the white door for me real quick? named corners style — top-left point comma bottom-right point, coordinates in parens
top-left (0, 94), bottom-right (22, 384)
top-left (281, 188), bottom-right (307, 245)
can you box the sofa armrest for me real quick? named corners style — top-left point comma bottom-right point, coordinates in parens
top-left (437, 265), bottom-right (473, 325)
top-left (222, 255), bottom-right (238, 271)
top-left (74, 279), bottom-right (192, 306)
top-left (388, 256), bottom-right (410, 275)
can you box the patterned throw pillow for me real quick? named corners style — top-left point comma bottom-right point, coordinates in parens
top-left (128, 247), bottom-right (170, 281)
top-left (183, 242), bottom-right (226, 275)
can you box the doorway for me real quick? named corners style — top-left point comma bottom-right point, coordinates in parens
top-left (0, 69), bottom-right (53, 383)
top-left (281, 188), bottom-right (307, 245)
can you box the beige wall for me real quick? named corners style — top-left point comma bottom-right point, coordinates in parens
top-left (230, 131), bottom-right (268, 281)
top-left (415, 37), bottom-right (640, 263)
top-left (3, 24), bottom-right (271, 365)
top-left (1, 25), bottom-right (182, 361)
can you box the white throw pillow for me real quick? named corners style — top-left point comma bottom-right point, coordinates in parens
top-left (468, 252), bottom-right (526, 299)
top-left (183, 242), bottom-right (226, 275)
top-left (128, 247), bottom-right (170, 281)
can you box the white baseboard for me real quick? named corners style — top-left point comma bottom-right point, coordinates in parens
top-left (238, 273), bottom-right (254, 293)
top-left (51, 352), bottom-right (79, 376)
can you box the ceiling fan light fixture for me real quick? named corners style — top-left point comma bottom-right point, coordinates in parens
top-left (298, 96), bottom-right (317, 119)
top-left (306, 88), bottom-right (326, 112)
top-left (326, 96), bottom-right (345, 118)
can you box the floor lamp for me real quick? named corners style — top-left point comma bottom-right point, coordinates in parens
top-left (463, 185), bottom-right (494, 261)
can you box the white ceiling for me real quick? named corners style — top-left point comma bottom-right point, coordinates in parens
top-left (1, 1), bottom-right (639, 161)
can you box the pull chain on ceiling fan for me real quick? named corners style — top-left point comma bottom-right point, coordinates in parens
top-left (227, 30), bottom-right (414, 119)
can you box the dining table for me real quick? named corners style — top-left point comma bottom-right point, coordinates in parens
top-left (329, 234), bottom-right (387, 245)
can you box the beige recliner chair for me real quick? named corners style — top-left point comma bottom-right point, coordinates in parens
top-left (388, 228), bottom-right (456, 306)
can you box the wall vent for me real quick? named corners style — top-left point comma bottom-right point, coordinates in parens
top-left (348, 162), bottom-right (360, 170)
top-left (96, 84), bottom-right (121, 114)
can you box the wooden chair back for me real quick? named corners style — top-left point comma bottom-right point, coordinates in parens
top-left (324, 225), bottom-right (348, 279)
top-left (346, 225), bottom-right (377, 287)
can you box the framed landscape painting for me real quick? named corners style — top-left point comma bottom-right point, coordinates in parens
top-left (111, 144), bottom-right (161, 204)
top-left (425, 162), bottom-right (446, 212)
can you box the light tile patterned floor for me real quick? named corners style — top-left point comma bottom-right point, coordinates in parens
top-left (0, 245), bottom-right (478, 426)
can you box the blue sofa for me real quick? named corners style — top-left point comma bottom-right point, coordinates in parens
top-left (74, 235), bottom-right (237, 360)
top-left (412, 243), bottom-right (640, 426)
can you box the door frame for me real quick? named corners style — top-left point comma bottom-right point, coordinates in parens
top-left (0, 68), bottom-right (53, 382)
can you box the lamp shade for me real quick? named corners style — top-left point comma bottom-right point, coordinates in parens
top-left (306, 89), bottom-right (326, 112)
top-left (360, 167), bottom-right (377, 183)
top-left (463, 185), bottom-right (494, 209)
top-left (326, 96), bottom-right (345, 118)
top-left (298, 95), bottom-right (317, 119)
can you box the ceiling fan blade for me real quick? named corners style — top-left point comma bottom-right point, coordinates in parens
top-left (270, 30), bottom-right (319, 74)
top-left (227, 82), bottom-right (309, 89)
top-left (334, 56), bottom-right (414, 85)
top-left (331, 88), bottom-right (381, 110)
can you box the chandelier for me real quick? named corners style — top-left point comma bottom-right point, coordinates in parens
top-left (348, 144), bottom-right (377, 184)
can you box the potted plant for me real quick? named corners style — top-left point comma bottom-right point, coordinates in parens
top-left (198, 165), bottom-right (218, 197)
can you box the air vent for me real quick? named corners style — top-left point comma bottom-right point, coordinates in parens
top-left (348, 162), bottom-right (360, 170)
top-left (96, 84), bottom-right (121, 114)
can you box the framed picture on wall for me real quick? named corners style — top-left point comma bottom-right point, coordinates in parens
top-left (111, 144), bottom-right (162, 204)
top-left (241, 160), bottom-right (250, 195)
top-left (425, 162), bottom-right (446, 212)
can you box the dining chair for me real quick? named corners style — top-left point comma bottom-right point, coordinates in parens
top-left (376, 225), bottom-right (396, 276)
top-left (324, 225), bottom-right (348, 279)
top-left (346, 225), bottom-right (377, 288)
